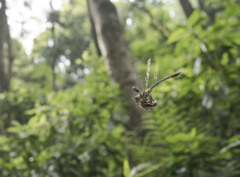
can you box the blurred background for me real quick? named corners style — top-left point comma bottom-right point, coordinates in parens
top-left (0, 0), bottom-right (240, 176)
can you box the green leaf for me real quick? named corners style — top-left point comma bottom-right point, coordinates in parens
top-left (190, 128), bottom-right (197, 138)
top-left (221, 140), bottom-right (240, 153)
top-left (123, 158), bottom-right (131, 177)
top-left (188, 10), bottom-right (200, 27)
top-left (135, 163), bottom-right (162, 177)
top-left (167, 28), bottom-right (186, 44)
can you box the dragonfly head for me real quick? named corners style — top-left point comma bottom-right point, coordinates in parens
top-left (132, 86), bottom-right (140, 93)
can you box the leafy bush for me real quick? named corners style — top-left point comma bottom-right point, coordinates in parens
top-left (126, 4), bottom-right (240, 177)
top-left (0, 59), bottom-right (125, 177)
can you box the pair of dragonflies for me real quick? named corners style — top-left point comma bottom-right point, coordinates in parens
top-left (132, 59), bottom-right (180, 110)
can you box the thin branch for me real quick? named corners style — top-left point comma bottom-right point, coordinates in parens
top-left (132, 2), bottom-right (168, 40)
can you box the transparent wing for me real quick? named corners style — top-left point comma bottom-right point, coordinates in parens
top-left (145, 58), bottom-right (151, 88)
top-left (154, 63), bottom-right (158, 80)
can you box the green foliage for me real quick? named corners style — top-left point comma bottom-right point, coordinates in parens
top-left (125, 1), bottom-right (240, 177)
top-left (0, 88), bottom-right (37, 125)
top-left (123, 158), bottom-right (131, 177)
top-left (0, 57), bottom-right (124, 176)
top-left (31, 0), bottom-right (91, 89)
top-left (1, 0), bottom-right (240, 177)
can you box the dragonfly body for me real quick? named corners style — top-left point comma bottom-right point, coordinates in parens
top-left (132, 72), bottom-right (180, 109)
top-left (133, 88), bottom-right (157, 109)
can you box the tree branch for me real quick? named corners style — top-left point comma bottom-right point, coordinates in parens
top-left (133, 2), bottom-right (168, 40)
top-left (179, 0), bottom-right (194, 18)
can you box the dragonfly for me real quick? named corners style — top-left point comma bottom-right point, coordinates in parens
top-left (132, 59), bottom-right (180, 110)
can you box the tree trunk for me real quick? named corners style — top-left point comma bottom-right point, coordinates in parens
top-left (87, 0), bottom-right (143, 130)
top-left (0, 0), bottom-right (12, 135)
top-left (179, 0), bottom-right (194, 18)
top-left (5, 10), bottom-right (14, 85)
top-left (0, 0), bottom-right (9, 92)
top-left (50, 0), bottom-right (57, 91)
top-left (198, 0), bottom-right (205, 10)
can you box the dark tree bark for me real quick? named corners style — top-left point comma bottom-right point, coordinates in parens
top-left (179, 0), bottom-right (194, 18)
top-left (0, 0), bottom-right (9, 92)
top-left (87, 0), bottom-right (143, 130)
top-left (50, 0), bottom-right (57, 91)
top-left (198, 0), bottom-right (205, 10)
top-left (87, 4), bottom-right (102, 56)
top-left (0, 0), bottom-right (13, 135)
top-left (50, 26), bottom-right (57, 91)
top-left (4, 11), bottom-right (14, 84)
